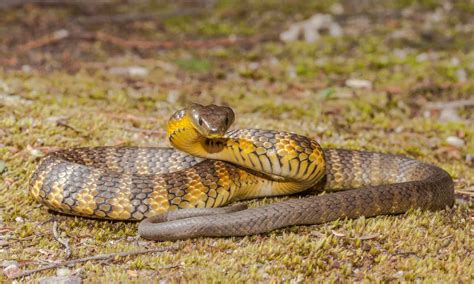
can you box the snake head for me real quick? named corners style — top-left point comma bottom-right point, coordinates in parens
top-left (187, 103), bottom-right (235, 138)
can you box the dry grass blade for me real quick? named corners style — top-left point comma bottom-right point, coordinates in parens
top-left (52, 221), bottom-right (71, 259)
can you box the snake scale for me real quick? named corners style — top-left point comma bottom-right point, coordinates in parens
top-left (30, 104), bottom-right (454, 241)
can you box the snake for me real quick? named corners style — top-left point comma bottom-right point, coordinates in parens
top-left (29, 104), bottom-right (454, 241)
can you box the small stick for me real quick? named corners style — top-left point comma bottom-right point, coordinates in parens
top-left (56, 121), bottom-right (83, 134)
top-left (52, 221), bottom-right (71, 259)
top-left (0, 57), bottom-right (17, 66)
top-left (425, 99), bottom-right (474, 109)
top-left (81, 31), bottom-right (278, 50)
top-left (0, 235), bottom-right (35, 247)
top-left (10, 30), bottom-right (278, 55)
top-left (11, 245), bottom-right (177, 279)
top-left (0, 0), bottom-right (108, 10)
top-left (17, 29), bottom-right (70, 54)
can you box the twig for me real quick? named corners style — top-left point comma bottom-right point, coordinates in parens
top-left (11, 245), bottom-right (177, 279)
top-left (0, 235), bottom-right (35, 247)
top-left (426, 99), bottom-right (474, 110)
top-left (0, 57), bottom-right (17, 66)
top-left (8, 30), bottom-right (277, 58)
top-left (52, 221), bottom-right (72, 259)
top-left (80, 31), bottom-right (279, 50)
top-left (0, 0), bottom-right (111, 9)
top-left (16, 29), bottom-right (70, 54)
top-left (455, 186), bottom-right (474, 204)
top-left (56, 121), bottom-right (83, 134)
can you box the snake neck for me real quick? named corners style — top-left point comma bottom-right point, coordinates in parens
top-left (168, 117), bottom-right (326, 198)
top-left (167, 115), bottom-right (225, 157)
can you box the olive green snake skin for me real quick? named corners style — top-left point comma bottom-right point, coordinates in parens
top-left (29, 104), bottom-right (454, 241)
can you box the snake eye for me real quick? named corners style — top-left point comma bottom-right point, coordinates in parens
top-left (224, 117), bottom-right (229, 126)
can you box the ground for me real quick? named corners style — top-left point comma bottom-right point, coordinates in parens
top-left (0, 0), bottom-right (473, 282)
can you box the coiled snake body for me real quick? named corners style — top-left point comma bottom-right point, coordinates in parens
top-left (30, 104), bottom-right (454, 240)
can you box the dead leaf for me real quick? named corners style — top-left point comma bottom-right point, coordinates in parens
top-left (3, 178), bottom-right (14, 187)
top-left (0, 227), bottom-right (14, 233)
top-left (435, 146), bottom-right (462, 160)
top-left (45, 115), bottom-right (69, 124)
top-left (331, 230), bottom-right (346, 237)
top-left (356, 233), bottom-right (380, 240)
top-left (3, 264), bottom-right (21, 279)
top-left (26, 145), bottom-right (46, 158)
top-left (310, 231), bottom-right (325, 238)
top-left (455, 186), bottom-right (474, 203)
top-left (0, 160), bottom-right (6, 174)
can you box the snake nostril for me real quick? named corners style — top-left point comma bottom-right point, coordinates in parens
top-left (198, 118), bottom-right (204, 126)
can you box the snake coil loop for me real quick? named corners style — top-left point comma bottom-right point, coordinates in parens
top-left (29, 104), bottom-right (454, 240)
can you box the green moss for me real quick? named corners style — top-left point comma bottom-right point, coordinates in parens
top-left (175, 58), bottom-right (213, 72)
top-left (0, 0), bottom-right (473, 282)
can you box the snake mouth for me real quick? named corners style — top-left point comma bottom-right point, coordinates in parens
top-left (202, 137), bottom-right (227, 153)
top-left (203, 132), bottom-right (225, 139)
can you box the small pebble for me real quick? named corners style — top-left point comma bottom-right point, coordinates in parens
top-left (45, 115), bottom-right (69, 124)
top-left (450, 57), bottom-right (460, 66)
top-left (21, 65), bottom-right (32, 73)
top-left (29, 148), bottom-right (45, 158)
top-left (287, 66), bottom-right (297, 79)
top-left (56, 267), bottom-right (71, 277)
top-left (14, 217), bottom-right (24, 223)
top-left (446, 136), bottom-right (465, 148)
top-left (109, 66), bottom-right (149, 77)
top-left (456, 69), bottom-right (467, 82)
top-left (166, 91), bottom-right (180, 104)
top-left (466, 154), bottom-right (473, 166)
top-left (439, 108), bottom-right (462, 122)
top-left (280, 13), bottom-right (342, 43)
top-left (393, 271), bottom-right (404, 278)
top-left (280, 23), bottom-right (303, 42)
top-left (53, 29), bottom-right (69, 40)
top-left (1, 260), bottom-right (18, 268)
top-left (38, 276), bottom-right (82, 284)
top-left (345, 79), bottom-right (372, 89)
top-left (394, 126), bottom-right (404, 133)
top-left (128, 67), bottom-right (148, 77)
top-left (3, 264), bottom-right (21, 279)
top-left (249, 62), bottom-right (260, 70)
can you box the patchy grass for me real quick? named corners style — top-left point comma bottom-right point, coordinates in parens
top-left (0, 0), bottom-right (473, 282)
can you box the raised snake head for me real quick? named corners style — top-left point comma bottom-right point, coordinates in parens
top-left (186, 104), bottom-right (235, 138)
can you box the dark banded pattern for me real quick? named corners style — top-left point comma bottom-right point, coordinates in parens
top-left (29, 104), bottom-right (454, 240)
top-left (139, 149), bottom-right (454, 240)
